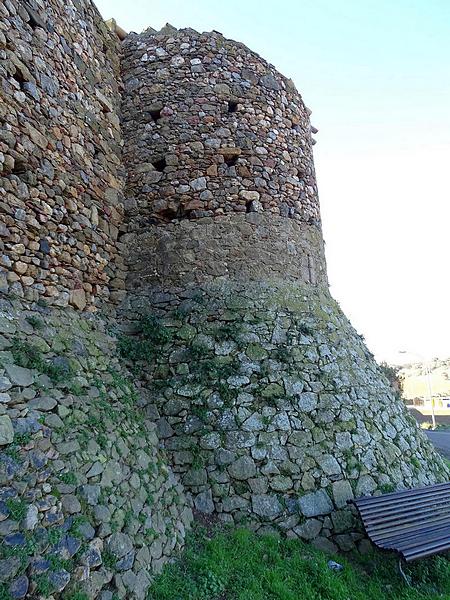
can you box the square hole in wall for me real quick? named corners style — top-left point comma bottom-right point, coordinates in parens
top-left (12, 69), bottom-right (26, 90)
top-left (224, 154), bottom-right (238, 167)
top-left (152, 157), bottom-right (167, 172)
top-left (149, 108), bottom-right (162, 122)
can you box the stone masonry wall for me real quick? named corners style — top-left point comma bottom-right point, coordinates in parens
top-left (1, 6), bottom-right (449, 598)
top-left (0, 0), bottom-right (126, 311)
top-left (119, 25), bottom-right (449, 554)
top-left (125, 213), bottom-right (327, 290)
top-left (121, 27), bottom-right (320, 228)
top-left (0, 297), bottom-right (192, 599)
top-left (118, 281), bottom-right (449, 554)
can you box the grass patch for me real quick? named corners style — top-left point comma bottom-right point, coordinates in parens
top-left (5, 498), bottom-right (27, 521)
top-left (148, 527), bottom-right (450, 600)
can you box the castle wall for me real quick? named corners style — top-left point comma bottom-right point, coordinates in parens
top-left (0, 297), bottom-right (192, 599)
top-left (122, 28), bottom-right (320, 227)
top-left (0, 8), bottom-right (448, 599)
top-left (121, 27), bottom-right (328, 291)
top-left (119, 27), bottom-right (449, 554)
top-left (0, 0), bottom-right (126, 311)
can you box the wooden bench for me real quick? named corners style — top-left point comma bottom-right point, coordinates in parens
top-left (354, 482), bottom-right (450, 566)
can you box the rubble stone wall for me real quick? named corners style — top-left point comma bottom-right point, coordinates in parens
top-left (0, 0), bottom-right (126, 312)
top-left (1, 6), bottom-right (449, 599)
top-left (0, 297), bottom-right (192, 599)
top-left (121, 27), bottom-right (321, 228)
top-left (118, 280), bottom-right (448, 554)
top-left (119, 25), bottom-right (449, 555)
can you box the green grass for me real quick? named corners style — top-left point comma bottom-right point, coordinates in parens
top-left (148, 527), bottom-right (450, 600)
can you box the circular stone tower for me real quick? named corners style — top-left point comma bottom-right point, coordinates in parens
top-left (119, 26), bottom-right (448, 552)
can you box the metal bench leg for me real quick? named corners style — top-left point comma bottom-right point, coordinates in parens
top-left (398, 558), bottom-right (411, 586)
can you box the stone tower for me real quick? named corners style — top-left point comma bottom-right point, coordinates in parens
top-left (118, 28), bottom-right (447, 552)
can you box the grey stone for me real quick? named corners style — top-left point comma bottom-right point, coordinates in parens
top-left (48, 569), bottom-right (70, 593)
top-left (107, 532), bottom-right (133, 558)
top-left (23, 505), bottom-right (38, 530)
top-left (61, 495), bottom-right (81, 514)
top-left (4, 364), bottom-right (34, 387)
top-left (194, 489), bottom-right (214, 514)
top-left (0, 557), bottom-right (20, 581)
top-left (199, 432), bottom-right (221, 449)
top-left (9, 575), bottom-right (28, 599)
top-left (228, 456), bottom-right (256, 480)
top-left (57, 441), bottom-right (80, 454)
top-left (101, 461), bottom-right (123, 486)
top-left (28, 396), bottom-right (57, 411)
top-left (252, 494), bottom-right (283, 519)
top-left (183, 468), bottom-right (207, 486)
top-left (79, 485), bottom-right (101, 505)
top-left (312, 537), bottom-right (339, 554)
top-left (331, 509), bottom-right (354, 533)
top-left (189, 177), bottom-right (207, 191)
top-left (297, 392), bottom-right (318, 412)
top-left (81, 545), bottom-right (102, 568)
top-left (0, 416), bottom-right (14, 445)
top-left (86, 462), bottom-right (104, 478)
top-left (93, 505), bottom-right (111, 523)
top-left (134, 569), bottom-right (151, 600)
top-left (115, 551), bottom-right (135, 571)
top-left (317, 454), bottom-right (341, 476)
top-left (242, 413), bottom-right (264, 431)
top-left (356, 475), bottom-right (377, 496)
top-left (0, 378), bottom-right (12, 392)
top-left (260, 74), bottom-right (281, 91)
top-left (294, 518), bottom-right (322, 540)
top-left (269, 475), bottom-right (292, 491)
top-left (298, 489), bottom-right (333, 517)
top-left (215, 448), bottom-right (236, 466)
top-left (332, 480), bottom-right (354, 508)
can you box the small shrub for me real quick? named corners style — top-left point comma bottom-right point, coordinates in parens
top-left (35, 575), bottom-right (53, 596)
top-left (25, 315), bottom-right (45, 330)
top-left (65, 592), bottom-right (89, 600)
top-left (0, 583), bottom-right (12, 600)
top-left (58, 472), bottom-right (77, 486)
top-left (47, 527), bottom-right (64, 545)
top-left (379, 483), bottom-right (395, 494)
top-left (411, 456), bottom-right (421, 469)
top-left (10, 339), bottom-right (74, 383)
top-left (102, 550), bottom-right (117, 570)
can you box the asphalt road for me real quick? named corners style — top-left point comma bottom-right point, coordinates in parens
top-left (425, 431), bottom-right (450, 460)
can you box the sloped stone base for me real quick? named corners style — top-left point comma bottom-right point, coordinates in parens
top-left (120, 279), bottom-right (449, 552)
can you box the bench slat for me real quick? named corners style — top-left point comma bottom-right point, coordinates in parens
top-left (376, 522), bottom-right (450, 548)
top-left (369, 515), bottom-right (450, 546)
top-left (356, 483), bottom-right (450, 508)
top-left (362, 502), bottom-right (450, 527)
top-left (358, 490), bottom-right (450, 517)
top-left (390, 528), bottom-right (450, 553)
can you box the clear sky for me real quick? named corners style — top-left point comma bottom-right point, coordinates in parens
top-left (95, 0), bottom-right (450, 363)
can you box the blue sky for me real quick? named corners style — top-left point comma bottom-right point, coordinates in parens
top-left (95, 0), bottom-right (450, 363)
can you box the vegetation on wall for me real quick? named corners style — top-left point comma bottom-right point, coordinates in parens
top-left (379, 362), bottom-right (403, 402)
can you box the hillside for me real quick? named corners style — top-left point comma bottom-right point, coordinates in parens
top-left (400, 359), bottom-right (450, 404)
